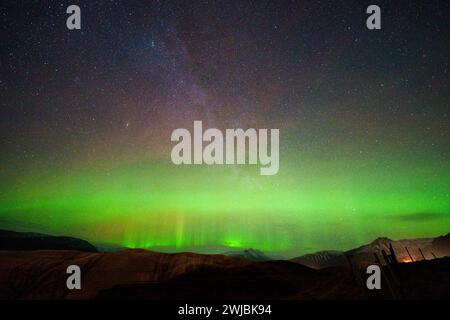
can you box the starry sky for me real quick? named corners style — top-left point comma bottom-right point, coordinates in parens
top-left (0, 0), bottom-right (449, 257)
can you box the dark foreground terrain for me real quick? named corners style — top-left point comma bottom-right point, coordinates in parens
top-left (0, 248), bottom-right (449, 300)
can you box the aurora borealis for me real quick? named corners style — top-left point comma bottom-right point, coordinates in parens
top-left (0, 1), bottom-right (449, 257)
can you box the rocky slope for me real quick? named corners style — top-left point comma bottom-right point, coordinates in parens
top-left (291, 233), bottom-right (450, 269)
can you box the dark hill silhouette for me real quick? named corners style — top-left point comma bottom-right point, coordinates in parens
top-left (0, 230), bottom-right (97, 252)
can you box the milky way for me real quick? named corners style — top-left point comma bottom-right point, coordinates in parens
top-left (0, 0), bottom-right (449, 257)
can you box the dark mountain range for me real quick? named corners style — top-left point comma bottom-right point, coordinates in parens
top-left (0, 230), bottom-right (98, 252)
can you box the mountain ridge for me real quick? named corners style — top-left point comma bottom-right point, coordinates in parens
top-left (291, 233), bottom-right (450, 269)
top-left (0, 229), bottom-right (98, 252)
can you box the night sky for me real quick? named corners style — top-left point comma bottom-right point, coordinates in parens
top-left (0, 0), bottom-right (449, 257)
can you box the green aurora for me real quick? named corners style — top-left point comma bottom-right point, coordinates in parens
top-left (1, 131), bottom-right (449, 257)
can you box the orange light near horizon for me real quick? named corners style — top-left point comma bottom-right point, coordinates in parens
top-left (400, 257), bottom-right (413, 263)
